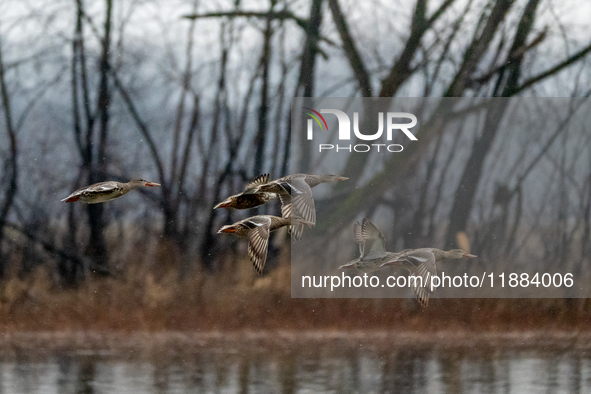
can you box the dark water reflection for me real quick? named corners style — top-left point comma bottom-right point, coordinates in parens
top-left (0, 332), bottom-right (589, 393)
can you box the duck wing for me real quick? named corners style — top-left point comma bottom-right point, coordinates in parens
top-left (358, 218), bottom-right (387, 259)
top-left (379, 249), bottom-right (435, 307)
top-left (402, 250), bottom-right (437, 307)
top-left (62, 181), bottom-right (120, 201)
top-left (411, 278), bottom-right (430, 307)
top-left (274, 177), bottom-right (315, 241)
top-left (77, 181), bottom-right (120, 194)
top-left (243, 173), bottom-right (270, 193)
top-left (246, 217), bottom-right (271, 275)
top-left (278, 192), bottom-right (292, 219)
top-left (285, 177), bottom-right (316, 226)
top-left (277, 192), bottom-right (306, 241)
top-left (353, 221), bottom-right (364, 255)
top-left (403, 250), bottom-right (437, 285)
top-left (85, 181), bottom-right (120, 193)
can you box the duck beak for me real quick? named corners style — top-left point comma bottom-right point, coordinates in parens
top-left (62, 196), bottom-right (79, 203)
top-left (335, 176), bottom-right (348, 181)
top-left (213, 200), bottom-right (231, 209)
top-left (145, 182), bottom-right (160, 187)
top-left (218, 226), bottom-right (235, 234)
top-left (464, 253), bottom-right (477, 258)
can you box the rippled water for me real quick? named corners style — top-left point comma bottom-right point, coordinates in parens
top-left (0, 331), bottom-right (589, 393)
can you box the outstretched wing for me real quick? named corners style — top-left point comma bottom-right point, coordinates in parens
top-left (284, 177), bottom-right (316, 226)
top-left (380, 249), bottom-right (436, 307)
top-left (359, 218), bottom-right (386, 259)
top-left (276, 192), bottom-right (304, 241)
top-left (276, 178), bottom-right (314, 241)
top-left (404, 250), bottom-right (437, 288)
top-left (244, 174), bottom-right (270, 193)
top-left (403, 250), bottom-right (437, 307)
top-left (247, 218), bottom-right (271, 275)
top-left (409, 273), bottom-right (430, 307)
top-left (278, 192), bottom-right (292, 220)
top-left (353, 221), bottom-right (365, 255)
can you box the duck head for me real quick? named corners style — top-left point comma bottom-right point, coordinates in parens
top-left (321, 174), bottom-right (348, 182)
top-left (445, 249), bottom-right (477, 259)
top-left (130, 178), bottom-right (161, 187)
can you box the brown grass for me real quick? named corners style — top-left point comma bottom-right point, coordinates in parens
top-left (0, 242), bottom-right (590, 333)
top-left (0, 263), bottom-right (590, 333)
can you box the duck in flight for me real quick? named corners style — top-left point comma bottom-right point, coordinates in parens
top-left (62, 178), bottom-right (160, 203)
top-left (252, 173), bottom-right (348, 240)
top-left (218, 214), bottom-right (313, 275)
top-left (340, 217), bottom-right (476, 306)
top-left (339, 218), bottom-right (412, 273)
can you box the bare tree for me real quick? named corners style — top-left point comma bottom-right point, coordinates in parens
top-left (319, 0), bottom-right (591, 255)
top-left (445, 0), bottom-right (539, 248)
top-left (0, 30), bottom-right (18, 276)
top-left (68, 0), bottom-right (113, 274)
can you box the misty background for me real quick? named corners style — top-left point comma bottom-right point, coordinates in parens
top-left (0, 0), bottom-right (590, 290)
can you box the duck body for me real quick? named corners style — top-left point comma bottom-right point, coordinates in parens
top-left (253, 173), bottom-right (348, 240)
top-left (214, 174), bottom-right (276, 210)
top-left (62, 178), bottom-right (160, 203)
top-left (340, 251), bottom-right (411, 273)
top-left (214, 192), bottom-right (275, 210)
top-left (339, 217), bottom-right (412, 273)
top-left (218, 215), bottom-right (291, 238)
top-left (339, 217), bottom-right (476, 306)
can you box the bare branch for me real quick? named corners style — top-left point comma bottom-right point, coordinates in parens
top-left (513, 41), bottom-right (591, 95)
top-left (110, 71), bottom-right (166, 184)
top-left (183, 10), bottom-right (308, 30)
top-left (445, 0), bottom-right (515, 97)
top-left (379, 0), bottom-right (457, 97)
top-left (327, 0), bottom-right (372, 96)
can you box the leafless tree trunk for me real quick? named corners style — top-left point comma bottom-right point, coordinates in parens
top-left (445, 0), bottom-right (538, 247)
top-left (68, 0), bottom-right (113, 273)
top-left (85, 0), bottom-right (113, 272)
top-left (295, 0), bottom-right (323, 174)
top-left (327, 0), bottom-right (372, 97)
top-left (0, 31), bottom-right (18, 276)
top-left (111, 1), bottom-right (202, 257)
top-left (582, 169), bottom-right (591, 261)
top-left (338, 0), bottom-right (457, 187)
top-left (253, 0), bottom-right (276, 176)
top-left (162, 0), bottom-right (200, 245)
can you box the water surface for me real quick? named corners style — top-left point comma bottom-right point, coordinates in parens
top-left (0, 331), bottom-right (589, 393)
